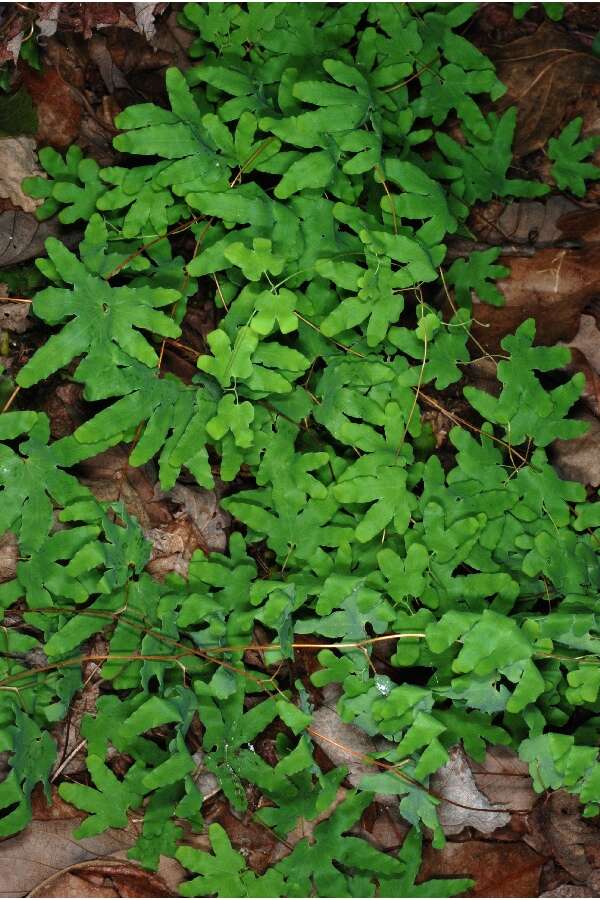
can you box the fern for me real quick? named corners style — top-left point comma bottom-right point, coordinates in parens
top-left (2, 2), bottom-right (599, 896)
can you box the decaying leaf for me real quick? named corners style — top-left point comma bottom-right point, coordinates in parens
top-left (553, 414), bottom-right (600, 487)
top-left (419, 838), bottom-right (544, 898)
top-left (0, 788), bottom-right (184, 897)
top-left (166, 483), bottom-right (230, 554)
top-left (0, 302), bottom-right (30, 334)
top-left (470, 745), bottom-right (538, 814)
top-left (21, 66), bottom-right (82, 150)
top-left (469, 247), bottom-right (600, 351)
top-left (27, 859), bottom-right (178, 898)
top-left (0, 530), bottom-right (17, 583)
top-left (0, 210), bottom-right (70, 267)
top-left (469, 196), bottom-right (592, 246)
top-left (309, 706), bottom-right (381, 785)
top-left (431, 746), bottom-right (511, 836)
top-left (526, 791), bottom-right (600, 895)
top-left (0, 137), bottom-right (42, 213)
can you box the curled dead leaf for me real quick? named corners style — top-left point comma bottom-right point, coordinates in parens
top-left (0, 787), bottom-right (184, 898)
top-left (26, 859), bottom-right (177, 898)
top-left (469, 196), bottom-right (597, 247)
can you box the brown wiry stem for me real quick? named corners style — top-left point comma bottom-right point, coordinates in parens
top-left (1, 385), bottom-right (21, 413)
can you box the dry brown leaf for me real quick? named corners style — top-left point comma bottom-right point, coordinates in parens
top-left (0, 138), bottom-right (41, 213)
top-left (51, 634), bottom-right (107, 778)
top-left (0, 530), bottom-right (17, 584)
top-left (77, 447), bottom-right (229, 577)
top-left (309, 704), bottom-right (381, 787)
top-left (26, 859), bottom-right (177, 898)
top-left (77, 447), bottom-right (172, 532)
top-left (149, 8), bottom-right (197, 70)
top-left (489, 23), bottom-right (600, 157)
top-left (419, 838), bottom-right (544, 898)
top-left (431, 746), bottom-right (510, 836)
top-left (0, 210), bottom-right (76, 267)
top-left (541, 886), bottom-right (599, 898)
top-left (470, 745), bottom-right (538, 816)
top-left (568, 314), bottom-right (600, 374)
top-left (566, 348), bottom-right (600, 417)
top-left (555, 208), bottom-right (600, 246)
top-left (87, 36), bottom-right (130, 93)
top-left (0, 302), bottom-right (30, 334)
top-left (0, 788), bottom-right (185, 898)
top-left (553, 415), bottom-right (600, 488)
top-left (134, 3), bottom-right (159, 41)
top-left (166, 483), bottom-right (230, 552)
top-left (469, 247), bottom-right (600, 353)
top-left (309, 703), bottom-right (397, 802)
top-left (21, 67), bottom-right (82, 150)
top-left (525, 791), bottom-right (600, 894)
top-left (35, 3), bottom-right (60, 38)
top-left (201, 796), bottom-right (278, 874)
top-left (41, 383), bottom-right (86, 440)
top-left (357, 801), bottom-right (409, 852)
top-left (470, 196), bottom-right (593, 246)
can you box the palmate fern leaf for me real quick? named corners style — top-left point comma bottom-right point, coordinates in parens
top-left (17, 238), bottom-right (181, 389)
top-left (4, 3), bottom-right (600, 895)
top-left (0, 413), bottom-right (104, 553)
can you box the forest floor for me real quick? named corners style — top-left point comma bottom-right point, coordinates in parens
top-left (0, 2), bottom-right (600, 898)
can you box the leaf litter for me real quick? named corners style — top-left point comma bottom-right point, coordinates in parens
top-left (0, 3), bottom-right (600, 898)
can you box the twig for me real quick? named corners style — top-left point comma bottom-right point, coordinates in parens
top-left (1, 385), bottom-right (21, 413)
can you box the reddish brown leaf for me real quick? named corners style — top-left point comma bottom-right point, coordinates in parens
top-left (469, 247), bottom-right (600, 352)
top-left (21, 66), bottom-right (82, 149)
top-left (419, 839), bottom-right (545, 897)
top-left (470, 745), bottom-right (538, 819)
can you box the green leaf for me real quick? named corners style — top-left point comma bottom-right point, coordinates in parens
top-left (446, 248), bottom-right (509, 308)
top-left (0, 415), bottom-right (100, 554)
top-left (548, 117), bottom-right (600, 197)
top-left (464, 319), bottom-right (586, 445)
top-left (414, 64), bottom-right (505, 140)
top-left (333, 453), bottom-right (417, 543)
top-left (17, 240), bottom-right (181, 388)
top-left (59, 755), bottom-right (145, 838)
top-left (436, 109), bottom-right (548, 204)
